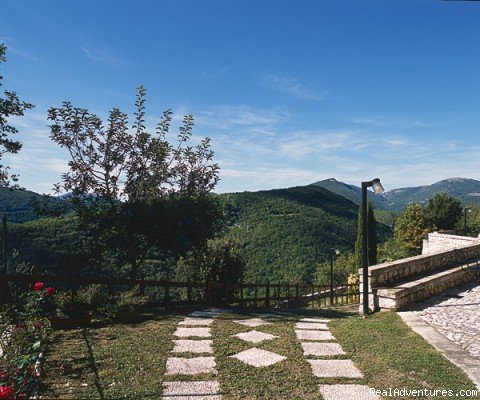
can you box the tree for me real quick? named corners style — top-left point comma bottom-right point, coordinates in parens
top-left (355, 200), bottom-right (377, 267)
top-left (0, 43), bottom-right (34, 187)
top-left (48, 86), bottom-right (220, 281)
top-left (394, 203), bottom-right (432, 253)
top-left (424, 192), bottom-right (462, 231)
top-left (0, 44), bottom-right (34, 305)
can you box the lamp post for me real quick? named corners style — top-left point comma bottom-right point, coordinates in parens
top-left (329, 248), bottom-right (341, 305)
top-left (464, 207), bottom-right (471, 235)
top-left (361, 178), bottom-right (384, 315)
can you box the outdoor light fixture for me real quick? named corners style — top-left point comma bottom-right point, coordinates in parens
top-left (464, 207), bottom-right (472, 235)
top-left (361, 178), bottom-right (384, 315)
top-left (330, 248), bottom-right (341, 305)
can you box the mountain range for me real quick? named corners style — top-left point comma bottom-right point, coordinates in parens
top-left (311, 177), bottom-right (480, 211)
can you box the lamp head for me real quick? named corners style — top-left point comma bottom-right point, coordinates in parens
top-left (371, 178), bottom-right (384, 194)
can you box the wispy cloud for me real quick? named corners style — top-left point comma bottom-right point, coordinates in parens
top-left (349, 116), bottom-right (429, 129)
top-left (261, 73), bottom-right (322, 101)
top-left (82, 44), bottom-right (131, 68)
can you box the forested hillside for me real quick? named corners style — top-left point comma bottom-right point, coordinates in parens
top-left (221, 186), bottom-right (359, 283)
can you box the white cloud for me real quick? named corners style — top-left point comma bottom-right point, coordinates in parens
top-left (261, 73), bottom-right (322, 101)
top-left (82, 44), bottom-right (131, 67)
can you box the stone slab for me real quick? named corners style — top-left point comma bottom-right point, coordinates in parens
top-left (301, 342), bottom-right (346, 357)
top-left (318, 384), bottom-right (380, 400)
top-left (190, 311), bottom-right (218, 318)
top-left (250, 313), bottom-right (280, 318)
top-left (308, 359), bottom-right (363, 378)
top-left (295, 322), bottom-right (329, 330)
top-left (300, 318), bottom-right (330, 323)
top-left (162, 381), bottom-right (221, 399)
top-left (174, 327), bottom-right (211, 338)
top-left (295, 330), bottom-right (334, 341)
top-left (179, 318), bottom-right (214, 326)
top-left (172, 340), bottom-right (213, 354)
top-left (165, 357), bottom-right (217, 375)
top-left (234, 330), bottom-right (278, 344)
top-left (230, 348), bottom-right (286, 367)
top-left (233, 318), bottom-right (271, 327)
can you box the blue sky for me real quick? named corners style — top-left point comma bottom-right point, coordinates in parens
top-left (2, 0), bottom-right (480, 194)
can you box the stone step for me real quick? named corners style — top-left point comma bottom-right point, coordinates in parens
top-left (376, 265), bottom-right (478, 310)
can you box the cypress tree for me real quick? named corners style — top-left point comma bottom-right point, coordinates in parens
top-left (355, 200), bottom-right (377, 268)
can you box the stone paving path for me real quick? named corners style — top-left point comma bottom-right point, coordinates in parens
top-left (296, 317), bottom-right (380, 400)
top-left (162, 309), bottom-right (225, 399)
top-left (408, 280), bottom-right (480, 360)
top-left (162, 311), bottom-right (378, 399)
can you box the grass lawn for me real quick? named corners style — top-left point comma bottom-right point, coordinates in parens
top-left (41, 307), bottom-right (479, 399)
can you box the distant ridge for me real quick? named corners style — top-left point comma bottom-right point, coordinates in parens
top-left (311, 177), bottom-right (480, 211)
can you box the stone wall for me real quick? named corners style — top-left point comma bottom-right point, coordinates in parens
top-left (422, 232), bottom-right (480, 255)
top-left (359, 242), bottom-right (480, 313)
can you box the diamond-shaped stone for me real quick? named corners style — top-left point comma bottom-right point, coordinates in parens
top-left (301, 342), bottom-right (346, 357)
top-left (172, 340), bottom-right (213, 354)
top-left (318, 384), bottom-right (380, 400)
top-left (234, 330), bottom-right (278, 344)
top-left (174, 327), bottom-right (211, 338)
top-left (233, 318), bottom-right (271, 327)
top-left (162, 381), bottom-right (221, 400)
top-left (295, 330), bottom-right (334, 341)
top-left (300, 317), bottom-right (330, 323)
top-left (295, 322), bottom-right (328, 330)
top-left (179, 317), bottom-right (214, 326)
top-left (165, 357), bottom-right (217, 375)
top-left (230, 347), bottom-right (286, 367)
top-left (308, 360), bottom-right (363, 378)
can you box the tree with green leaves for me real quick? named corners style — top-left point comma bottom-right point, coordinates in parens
top-left (394, 203), bottom-right (432, 253)
top-left (0, 44), bottom-right (34, 305)
top-left (0, 43), bottom-right (34, 187)
top-left (424, 192), bottom-right (462, 231)
top-left (355, 200), bottom-right (377, 267)
top-left (48, 86), bottom-right (220, 281)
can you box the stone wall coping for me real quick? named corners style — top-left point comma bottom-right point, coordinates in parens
top-left (358, 242), bottom-right (480, 279)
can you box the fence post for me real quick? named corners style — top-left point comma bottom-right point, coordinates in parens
top-left (265, 282), bottom-right (270, 309)
top-left (240, 282), bottom-right (244, 307)
top-left (207, 279), bottom-right (213, 306)
top-left (164, 279), bottom-right (170, 307)
top-left (187, 280), bottom-right (192, 306)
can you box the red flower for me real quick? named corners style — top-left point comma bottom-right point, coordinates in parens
top-left (0, 371), bottom-right (7, 380)
top-left (44, 287), bottom-right (56, 297)
top-left (32, 282), bottom-right (44, 291)
top-left (0, 386), bottom-right (14, 399)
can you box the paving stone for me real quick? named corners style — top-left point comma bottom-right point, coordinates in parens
top-left (318, 384), bottom-right (379, 400)
top-left (301, 342), bottom-right (346, 357)
top-left (230, 348), bottom-right (286, 367)
top-left (233, 318), bottom-right (271, 327)
top-left (234, 330), bottom-right (278, 344)
top-left (174, 327), bottom-right (211, 338)
top-left (307, 359), bottom-right (363, 378)
top-left (179, 318), bottom-right (214, 326)
top-left (409, 281), bottom-right (480, 360)
top-left (208, 308), bottom-right (232, 313)
top-left (295, 330), bottom-right (334, 341)
top-left (295, 322), bottom-right (329, 330)
top-left (165, 357), bottom-right (217, 375)
top-left (300, 317), bottom-right (330, 323)
top-left (190, 311), bottom-right (218, 318)
top-left (250, 312), bottom-right (280, 318)
top-left (172, 340), bottom-right (213, 354)
top-left (162, 381), bottom-right (221, 399)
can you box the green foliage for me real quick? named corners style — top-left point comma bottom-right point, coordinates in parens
top-left (0, 43), bottom-right (35, 187)
top-left (377, 237), bottom-right (415, 263)
top-left (222, 186), bottom-right (359, 283)
top-left (313, 252), bottom-right (357, 285)
top-left (354, 201), bottom-right (377, 267)
top-left (394, 203), bottom-right (432, 253)
top-left (424, 191), bottom-right (463, 230)
top-left (176, 237), bottom-right (245, 283)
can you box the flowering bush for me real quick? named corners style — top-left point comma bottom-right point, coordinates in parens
top-left (0, 282), bottom-right (54, 398)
